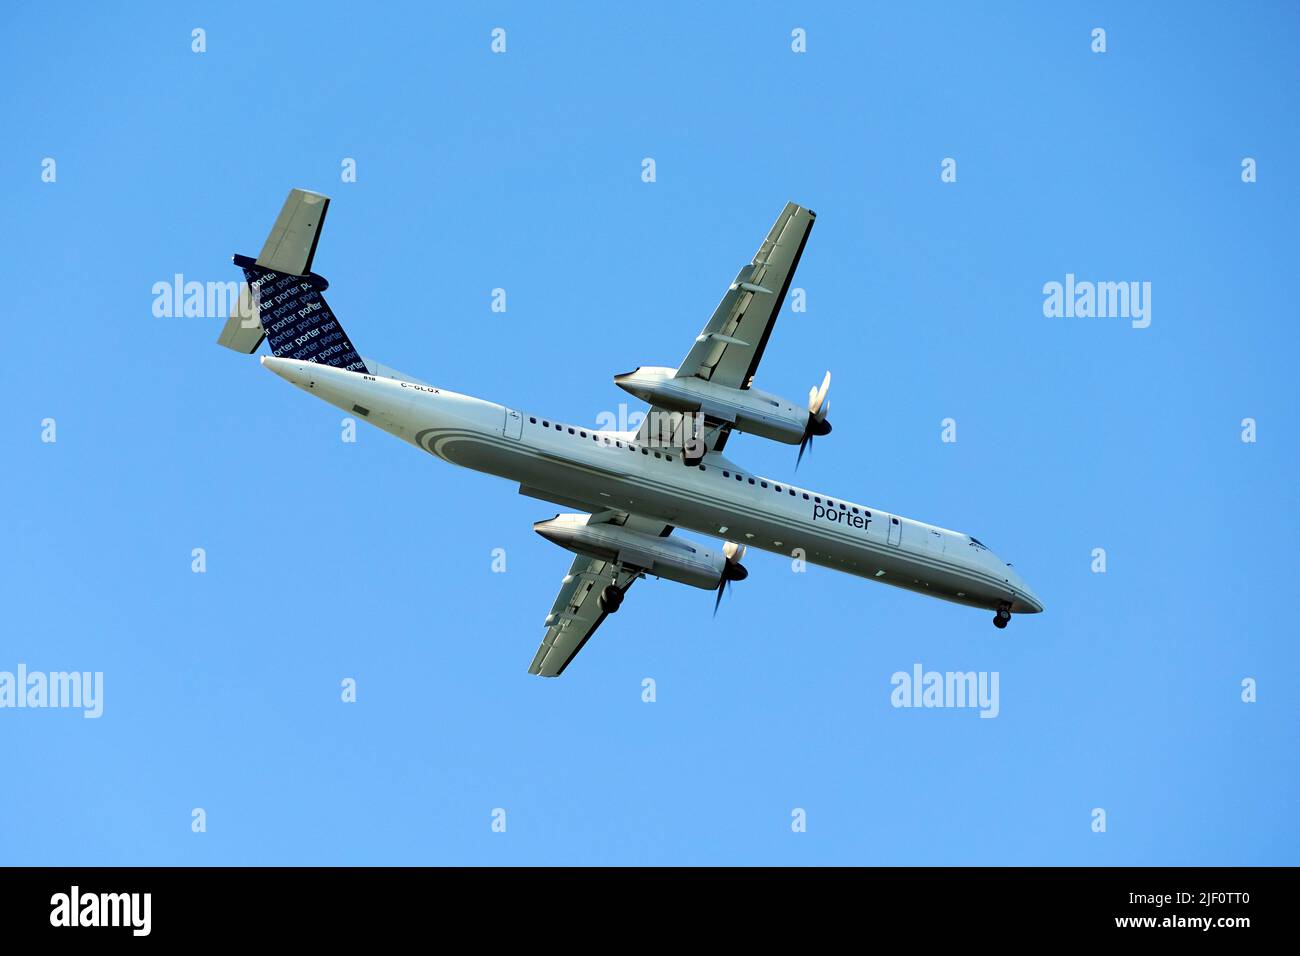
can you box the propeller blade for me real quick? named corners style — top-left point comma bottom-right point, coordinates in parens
top-left (809, 371), bottom-right (831, 415)
top-left (714, 543), bottom-right (747, 615)
top-left (800, 372), bottom-right (832, 470)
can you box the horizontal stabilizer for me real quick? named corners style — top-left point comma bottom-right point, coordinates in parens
top-left (257, 189), bottom-right (330, 276)
top-left (215, 282), bottom-right (265, 354)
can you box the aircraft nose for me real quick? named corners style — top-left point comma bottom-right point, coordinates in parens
top-left (1012, 587), bottom-right (1045, 614)
top-left (1002, 565), bottom-right (1044, 614)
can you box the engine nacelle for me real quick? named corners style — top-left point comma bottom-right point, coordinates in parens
top-left (533, 514), bottom-right (727, 591)
top-left (614, 366), bottom-right (808, 446)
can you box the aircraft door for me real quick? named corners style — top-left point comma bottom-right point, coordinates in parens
top-left (887, 516), bottom-right (902, 546)
top-left (502, 407), bottom-right (523, 440)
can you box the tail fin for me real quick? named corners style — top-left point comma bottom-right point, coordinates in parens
top-left (233, 255), bottom-right (367, 373)
top-left (215, 188), bottom-right (368, 374)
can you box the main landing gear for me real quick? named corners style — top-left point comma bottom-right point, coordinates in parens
top-left (993, 603), bottom-right (1012, 629)
top-left (682, 437), bottom-right (710, 467)
top-left (598, 584), bottom-right (625, 615)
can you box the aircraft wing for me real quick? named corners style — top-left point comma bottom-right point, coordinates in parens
top-left (636, 202), bottom-right (815, 449)
top-left (528, 513), bottom-right (670, 677)
top-left (674, 201), bottom-right (814, 389)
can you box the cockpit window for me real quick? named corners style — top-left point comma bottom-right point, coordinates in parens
top-left (969, 537), bottom-right (989, 551)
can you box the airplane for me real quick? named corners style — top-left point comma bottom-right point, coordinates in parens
top-left (217, 189), bottom-right (1044, 677)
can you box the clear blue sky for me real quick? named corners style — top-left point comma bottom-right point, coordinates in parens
top-left (2, 2), bottom-right (1296, 865)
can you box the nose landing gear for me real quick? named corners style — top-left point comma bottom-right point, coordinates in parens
top-left (993, 603), bottom-right (1012, 629)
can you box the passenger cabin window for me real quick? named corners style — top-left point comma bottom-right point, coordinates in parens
top-left (529, 417), bottom-right (537, 424)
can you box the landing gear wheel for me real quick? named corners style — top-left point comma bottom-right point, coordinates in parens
top-left (598, 584), bottom-right (624, 614)
top-left (683, 445), bottom-right (707, 467)
top-left (993, 606), bottom-right (1011, 629)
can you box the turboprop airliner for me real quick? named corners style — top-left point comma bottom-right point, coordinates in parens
top-left (217, 190), bottom-right (1043, 676)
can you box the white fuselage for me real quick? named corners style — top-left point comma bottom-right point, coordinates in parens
top-left (263, 357), bottom-right (1044, 615)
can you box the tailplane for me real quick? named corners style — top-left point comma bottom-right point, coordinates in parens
top-left (215, 188), bottom-right (368, 374)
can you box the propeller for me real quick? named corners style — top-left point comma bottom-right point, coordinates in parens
top-left (796, 371), bottom-right (833, 469)
top-left (713, 541), bottom-right (748, 616)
